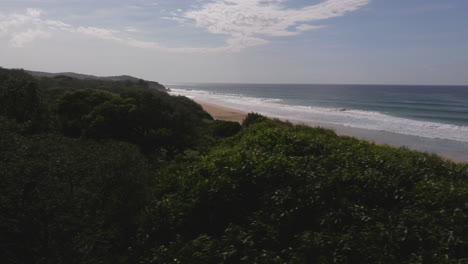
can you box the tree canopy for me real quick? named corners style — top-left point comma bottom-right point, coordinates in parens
top-left (0, 67), bottom-right (467, 264)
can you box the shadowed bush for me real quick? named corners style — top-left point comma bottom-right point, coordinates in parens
top-left (242, 112), bottom-right (268, 127)
top-left (211, 120), bottom-right (242, 137)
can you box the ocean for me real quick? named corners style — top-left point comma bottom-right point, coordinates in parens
top-left (168, 83), bottom-right (468, 162)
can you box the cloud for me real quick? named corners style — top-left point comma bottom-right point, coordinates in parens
top-left (0, 8), bottom-right (54, 47)
top-left (184, 0), bottom-right (370, 50)
top-left (0, 8), bottom-right (160, 49)
top-left (296, 24), bottom-right (324, 32)
top-left (124, 26), bottom-right (140, 33)
top-left (0, 8), bottom-right (210, 52)
top-left (0, 0), bottom-right (370, 52)
top-left (76, 26), bottom-right (122, 42)
top-left (161, 16), bottom-right (188, 24)
top-left (44, 20), bottom-right (73, 30)
top-left (10, 29), bottom-right (51, 47)
top-left (76, 26), bottom-right (163, 49)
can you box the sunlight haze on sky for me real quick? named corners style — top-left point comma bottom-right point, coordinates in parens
top-left (1, 0), bottom-right (467, 85)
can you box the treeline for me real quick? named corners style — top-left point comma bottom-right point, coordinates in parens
top-left (27, 70), bottom-right (168, 92)
top-left (0, 67), bottom-right (467, 263)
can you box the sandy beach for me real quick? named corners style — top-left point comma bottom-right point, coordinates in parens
top-left (196, 100), bottom-right (248, 124)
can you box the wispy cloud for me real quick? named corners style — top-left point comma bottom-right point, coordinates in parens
top-left (0, 8), bottom-right (53, 47)
top-left (0, 0), bottom-right (370, 52)
top-left (124, 26), bottom-right (140, 33)
top-left (76, 27), bottom-right (122, 42)
top-left (0, 8), bottom-right (161, 49)
top-left (10, 29), bottom-right (51, 47)
top-left (183, 0), bottom-right (370, 51)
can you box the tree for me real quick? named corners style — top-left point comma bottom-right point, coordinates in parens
top-left (0, 68), bottom-right (47, 132)
top-left (0, 119), bottom-right (150, 264)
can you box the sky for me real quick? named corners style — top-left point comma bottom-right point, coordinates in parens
top-left (0, 0), bottom-right (467, 85)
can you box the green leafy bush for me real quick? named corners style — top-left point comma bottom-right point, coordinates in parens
top-left (242, 112), bottom-right (268, 127)
top-left (0, 68), bottom-right (48, 132)
top-left (135, 119), bottom-right (468, 264)
top-left (211, 120), bottom-right (242, 137)
top-left (1, 68), bottom-right (467, 264)
top-left (52, 87), bottom-right (211, 154)
top-left (0, 118), bottom-right (150, 264)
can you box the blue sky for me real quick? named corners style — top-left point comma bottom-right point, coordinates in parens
top-left (0, 0), bottom-right (467, 85)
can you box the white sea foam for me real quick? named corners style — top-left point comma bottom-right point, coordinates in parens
top-left (170, 88), bottom-right (468, 143)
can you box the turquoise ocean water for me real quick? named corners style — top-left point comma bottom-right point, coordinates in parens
top-left (168, 83), bottom-right (468, 161)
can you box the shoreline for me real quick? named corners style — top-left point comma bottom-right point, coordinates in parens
top-left (196, 99), bottom-right (464, 164)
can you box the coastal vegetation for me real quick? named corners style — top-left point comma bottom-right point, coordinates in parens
top-left (1, 67), bottom-right (467, 263)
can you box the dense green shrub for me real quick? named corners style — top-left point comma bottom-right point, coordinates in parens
top-left (1, 68), bottom-right (467, 263)
top-left (211, 120), bottom-right (242, 137)
top-left (0, 68), bottom-right (48, 132)
top-left (135, 120), bottom-right (468, 264)
top-left (36, 74), bottom-right (165, 94)
top-left (242, 112), bottom-right (268, 127)
top-left (52, 83), bottom-right (211, 154)
top-left (54, 89), bottom-right (120, 137)
top-left (0, 118), bottom-right (150, 264)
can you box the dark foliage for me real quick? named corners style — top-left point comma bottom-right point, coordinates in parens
top-left (52, 88), bottom-right (211, 153)
top-left (0, 117), bottom-right (150, 264)
top-left (1, 67), bottom-right (467, 264)
top-left (211, 120), bottom-right (242, 137)
top-left (242, 112), bottom-right (268, 127)
top-left (0, 68), bottom-right (48, 132)
top-left (135, 120), bottom-right (468, 264)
